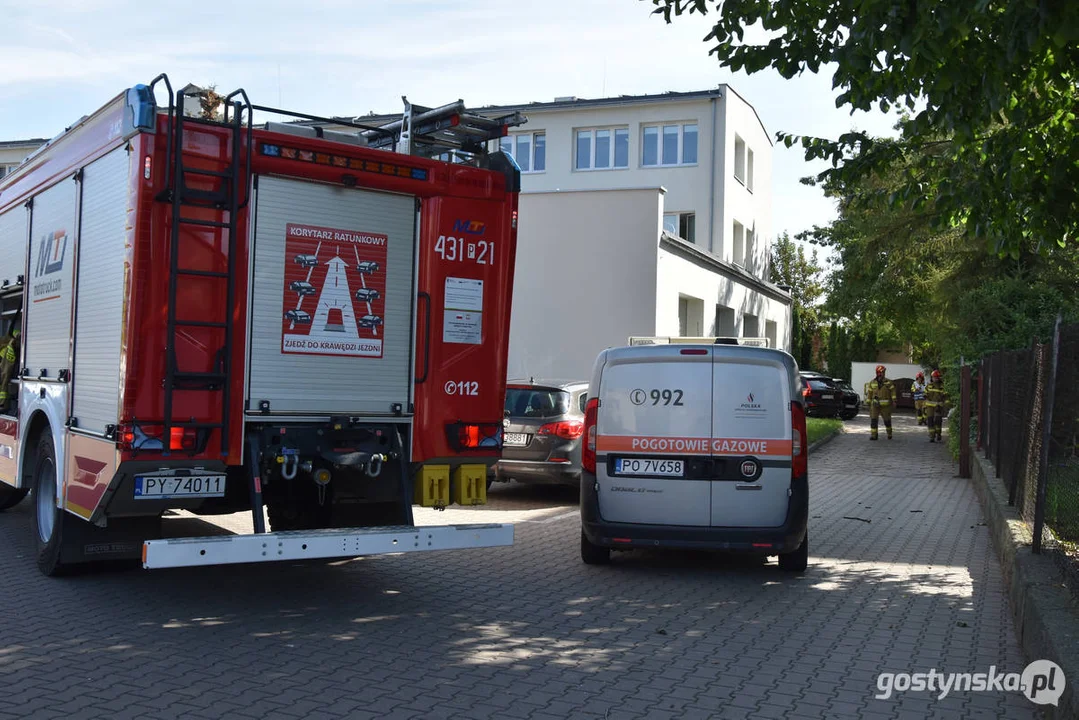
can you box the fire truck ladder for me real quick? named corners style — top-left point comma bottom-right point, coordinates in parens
top-left (158, 84), bottom-right (253, 458)
top-left (361, 98), bottom-right (525, 160)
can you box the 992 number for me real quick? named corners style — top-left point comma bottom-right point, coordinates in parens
top-left (632, 388), bottom-right (684, 406)
top-left (651, 389), bottom-right (684, 406)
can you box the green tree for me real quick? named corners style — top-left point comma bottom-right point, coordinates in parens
top-left (650, 0), bottom-right (1079, 255)
top-left (799, 132), bottom-right (1079, 367)
top-left (770, 232), bottom-right (824, 368)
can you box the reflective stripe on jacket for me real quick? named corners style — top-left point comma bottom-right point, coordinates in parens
top-left (866, 378), bottom-right (895, 405)
top-left (925, 384), bottom-right (946, 407)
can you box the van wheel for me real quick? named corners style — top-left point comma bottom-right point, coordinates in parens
top-left (580, 531), bottom-right (610, 565)
top-left (0, 484), bottom-right (28, 511)
top-left (778, 532), bottom-right (808, 573)
top-left (29, 434), bottom-right (70, 576)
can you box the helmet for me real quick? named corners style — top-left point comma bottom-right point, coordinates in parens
top-left (916, 372), bottom-right (924, 380)
top-left (931, 370), bottom-right (942, 380)
top-left (875, 365), bottom-right (886, 375)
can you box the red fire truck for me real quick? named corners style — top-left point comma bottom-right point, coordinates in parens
top-left (0, 75), bottom-right (523, 575)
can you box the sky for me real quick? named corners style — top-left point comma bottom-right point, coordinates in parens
top-left (0, 0), bottom-right (903, 244)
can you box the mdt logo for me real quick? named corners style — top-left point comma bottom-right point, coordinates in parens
top-left (452, 219), bottom-right (486, 235)
top-left (35, 230), bottom-right (68, 277)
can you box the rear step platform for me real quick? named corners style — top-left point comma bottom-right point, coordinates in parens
top-left (142, 523), bottom-right (513, 569)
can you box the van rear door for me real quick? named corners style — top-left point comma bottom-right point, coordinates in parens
top-left (594, 346), bottom-right (713, 526)
top-left (710, 349), bottom-right (794, 527)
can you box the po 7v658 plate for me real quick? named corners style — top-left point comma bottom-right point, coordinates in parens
top-left (613, 458), bottom-right (684, 477)
top-left (134, 475), bottom-right (226, 500)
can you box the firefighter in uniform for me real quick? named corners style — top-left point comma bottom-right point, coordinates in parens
top-left (865, 364), bottom-right (895, 440)
top-left (913, 372), bottom-right (927, 425)
top-left (0, 324), bottom-right (19, 415)
top-left (925, 369), bottom-right (947, 443)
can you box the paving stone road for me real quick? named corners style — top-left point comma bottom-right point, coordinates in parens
top-left (0, 412), bottom-right (1042, 719)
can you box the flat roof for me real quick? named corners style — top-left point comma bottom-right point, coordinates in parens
top-left (311, 87), bottom-right (773, 146)
top-left (0, 138), bottom-right (48, 149)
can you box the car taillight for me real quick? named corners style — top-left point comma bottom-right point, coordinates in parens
top-left (581, 398), bottom-right (599, 473)
top-left (446, 422), bottom-right (503, 451)
top-left (117, 424), bottom-right (196, 452)
top-left (801, 382), bottom-right (811, 397)
top-left (792, 402), bottom-right (808, 479)
top-left (537, 420), bottom-right (584, 440)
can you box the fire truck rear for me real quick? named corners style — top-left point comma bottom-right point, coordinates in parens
top-left (0, 75), bottom-right (522, 575)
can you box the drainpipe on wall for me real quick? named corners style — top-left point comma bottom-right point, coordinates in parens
top-left (708, 95), bottom-right (718, 255)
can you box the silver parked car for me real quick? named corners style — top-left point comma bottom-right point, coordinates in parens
top-left (491, 379), bottom-right (589, 489)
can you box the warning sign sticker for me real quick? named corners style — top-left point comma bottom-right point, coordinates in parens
top-left (281, 223), bottom-right (388, 358)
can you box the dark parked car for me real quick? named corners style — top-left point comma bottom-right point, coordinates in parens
top-left (799, 373), bottom-right (844, 418)
top-left (492, 379), bottom-right (588, 488)
top-left (832, 378), bottom-right (861, 420)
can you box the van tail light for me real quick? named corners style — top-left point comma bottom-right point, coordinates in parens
top-left (446, 422), bottom-right (503, 451)
top-left (537, 420), bottom-right (584, 440)
top-left (581, 398), bottom-right (599, 473)
top-left (117, 423), bottom-right (197, 452)
top-left (791, 402), bottom-right (808, 479)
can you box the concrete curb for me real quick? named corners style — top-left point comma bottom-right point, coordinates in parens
top-left (971, 451), bottom-right (1079, 718)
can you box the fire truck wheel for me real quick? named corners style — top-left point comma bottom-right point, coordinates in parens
top-left (0, 484), bottom-right (28, 511)
top-left (29, 433), bottom-right (69, 576)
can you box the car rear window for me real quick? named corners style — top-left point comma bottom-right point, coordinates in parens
top-left (807, 380), bottom-right (833, 390)
top-left (505, 388), bottom-right (570, 418)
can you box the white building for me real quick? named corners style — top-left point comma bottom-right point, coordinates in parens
top-left (0, 139), bottom-right (47, 180)
top-left (484, 88), bottom-right (792, 380)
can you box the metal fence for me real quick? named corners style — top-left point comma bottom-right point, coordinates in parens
top-left (976, 317), bottom-right (1079, 566)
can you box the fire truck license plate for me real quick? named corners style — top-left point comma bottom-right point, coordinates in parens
top-left (134, 475), bottom-right (226, 499)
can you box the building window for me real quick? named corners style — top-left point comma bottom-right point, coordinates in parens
top-left (745, 227), bottom-right (755, 266)
top-left (663, 212), bottom-right (696, 244)
top-left (733, 220), bottom-right (745, 266)
top-left (734, 135), bottom-right (748, 186)
top-left (678, 295), bottom-right (704, 336)
top-left (715, 305), bottom-right (736, 336)
top-left (574, 127), bottom-right (629, 170)
top-left (765, 320), bottom-right (778, 349)
top-left (642, 123), bottom-right (698, 167)
top-left (500, 132), bottom-right (545, 173)
top-left (746, 147), bottom-right (754, 192)
top-left (743, 313), bottom-right (760, 338)
top-left (0, 165), bottom-right (13, 179)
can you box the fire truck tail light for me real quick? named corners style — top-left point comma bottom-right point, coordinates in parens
top-left (446, 422), bottom-right (502, 451)
top-left (117, 424), bottom-right (197, 452)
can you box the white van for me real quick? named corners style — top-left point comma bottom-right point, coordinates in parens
top-left (579, 339), bottom-right (809, 571)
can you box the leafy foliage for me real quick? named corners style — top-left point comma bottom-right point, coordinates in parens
top-left (650, 0), bottom-right (1079, 255)
top-left (770, 232), bottom-right (824, 369)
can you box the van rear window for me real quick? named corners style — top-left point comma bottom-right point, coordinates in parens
top-left (505, 388), bottom-right (570, 418)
